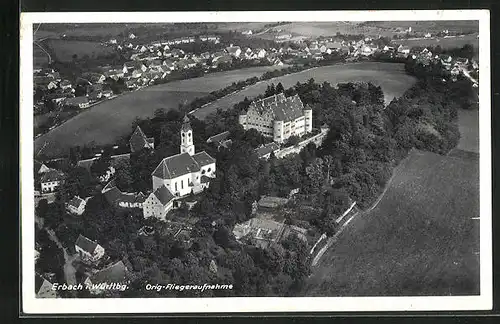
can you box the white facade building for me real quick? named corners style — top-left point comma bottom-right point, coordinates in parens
top-left (239, 93), bottom-right (313, 143)
top-left (143, 116), bottom-right (216, 220)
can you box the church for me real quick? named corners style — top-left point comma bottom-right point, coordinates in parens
top-left (142, 116), bottom-right (216, 221)
top-left (238, 93), bottom-right (313, 143)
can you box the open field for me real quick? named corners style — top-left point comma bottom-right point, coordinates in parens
top-left (44, 39), bottom-right (115, 62)
top-left (193, 62), bottom-right (417, 119)
top-left (304, 148), bottom-right (480, 296)
top-left (456, 109), bottom-right (479, 154)
top-left (360, 21), bottom-right (479, 34)
top-left (34, 66), bottom-right (290, 157)
top-left (398, 34), bottom-right (479, 54)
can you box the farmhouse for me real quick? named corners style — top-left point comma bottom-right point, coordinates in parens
top-left (232, 217), bottom-right (286, 249)
top-left (239, 93), bottom-right (313, 143)
top-left (40, 169), bottom-right (65, 193)
top-left (226, 45), bottom-right (242, 58)
top-left (143, 116), bottom-right (216, 220)
top-left (129, 126), bottom-right (155, 153)
top-left (66, 196), bottom-right (86, 215)
top-left (64, 96), bottom-right (90, 109)
top-left (75, 234), bottom-right (105, 263)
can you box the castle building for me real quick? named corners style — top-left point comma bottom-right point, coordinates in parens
top-left (238, 93), bottom-right (313, 143)
top-left (142, 116), bottom-right (216, 221)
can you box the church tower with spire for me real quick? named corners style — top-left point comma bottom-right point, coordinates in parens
top-left (180, 115), bottom-right (195, 156)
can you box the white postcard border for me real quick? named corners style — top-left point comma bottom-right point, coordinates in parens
top-left (20, 10), bottom-right (492, 314)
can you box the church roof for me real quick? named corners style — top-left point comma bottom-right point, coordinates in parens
top-left (153, 185), bottom-right (175, 205)
top-left (192, 151), bottom-right (216, 167)
top-left (249, 93), bottom-right (305, 122)
top-left (152, 153), bottom-right (201, 179)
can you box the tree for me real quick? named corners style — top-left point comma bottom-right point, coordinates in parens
top-left (305, 157), bottom-right (324, 192)
top-left (275, 82), bottom-right (285, 94)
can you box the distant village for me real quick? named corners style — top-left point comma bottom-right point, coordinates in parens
top-left (34, 27), bottom-right (480, 298)
top-left (33, 28), bottom-right (479, 137)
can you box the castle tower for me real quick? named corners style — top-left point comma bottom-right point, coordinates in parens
top-left (180, 115), bottom-right (195, 156)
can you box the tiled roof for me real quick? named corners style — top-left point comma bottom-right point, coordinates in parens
top-left (206, 131), bottom-right (230, 144)
top-left (152, 153), bottom-right (201, 179)
top-left (258, 196), bottom-right (289, 209)
top-left (130, 126), bottom-right (154, 152)
top-left (41, 169), bottom-right (65, 183)
top-left (64, 96), bottom-right (89, 106)
top-left (192, 151), bottom-right (216, 167)
top-left (248, 93), bottom-right (305, 122)
top-left (88, 261), bottom-right (128, 284)
top-left (68, 196), bottom-right (85, 209)
top-left (104, 187), bottom-right (124, 205)
top-left (255, 143), bottom-right (280, 158)
top-left (75, 234), bottom-right (99, 254)
top-left (153, 185), bottom-right (175, 205)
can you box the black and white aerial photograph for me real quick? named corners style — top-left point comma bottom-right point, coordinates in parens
top-left (21, 10), bottom-right (491, 314)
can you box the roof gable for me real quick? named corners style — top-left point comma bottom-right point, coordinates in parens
top-left (153, 185), bottom-right (175, 205)
top-left (75, 234), bottom-right (99, 254)
top-left (152, 153), bottom-right (201, 179)
top-left (192, 151), bottom-right (216, 167)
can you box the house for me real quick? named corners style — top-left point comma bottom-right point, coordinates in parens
top-left (142, 185), bottom-right (176, 221)
top-left (200, 52), bottom-right (211, 60)
top-left (103, 185), bottom-right (146, 209)
top-left (439, 54), bottom-right (453, 67)
top-left (239, 93), bottom-right (313, 143)
top-left (34, 160), bottom-right (50, 174)
top-left (397, 45), bottom-right (411, 55)
top-left (35, 273), bottom-right (57, 298)
top-left (125, 80), bottom-right (138, 89)
top-left (40, 169), bottom-right (65, 193)
top-left (123, 61), bottom-right (147, 74)
top-left (170, 49), bottom-right (185, 58)
top-left (82, 72), bottom-right (106, 84)
top-left (84, 261), bottom-right (129, 295)
top-left (75, 234), bottom-right (105, 263)
top-left (66, 196), bottom-right (87, 215)
top-left (256, 48), bottom-right (267, 58)
top-left (109, 38), bottom-right (117, 44)
top-left (143, 116), bottom-right (216, 220)
top-left (451, 66), bottom-right (461, 76)
top-left (59, 80), bottom-right (72, 90)
top-left (129, 126), bottom-right (155, 152)
top-left (360, 44), bottom-right (375, 56)
top-left (424, 33), bottom-right (432, 38)
top-left (242, 30), bottom-right (253, 35)
top-left (254, 142), bottom-right (281, 160)
top-left (232, 217), bottom-right (286, 249)
top-left (257, 195), bottom-right (289, 210)
top-left (226, 45), bottom-right (242, 58)
top-left (102, 89), bottom-right (113, 98)
top-left (454, 57), bottom-right (469, 67)
top-left (212, 55), bottom-right (233, 67)
top-left (129, 33), bottom-right (136, 39)
top-left (64, 96), bottom-right (90, 109)
top-left (206, 131), bottom-right (232, 150)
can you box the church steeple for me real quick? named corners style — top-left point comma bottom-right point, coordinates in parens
top-left (180, 115), bottom-right (195, 156)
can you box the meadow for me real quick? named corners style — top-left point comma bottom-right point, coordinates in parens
top-left (192, 62), bottom-right (417, 119)
top-left (34, 65), bottom-right (290, 157)
top-left (304, 148), bottom-right (480, 296)
top-left (456, 108), bottom-right (479, 154)
top-left (398, 34), bottom-right (479, 57)
top-left (44, 39), bottom-right (115, 62)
